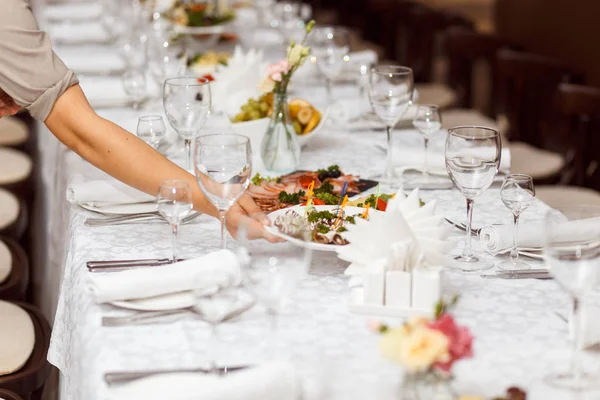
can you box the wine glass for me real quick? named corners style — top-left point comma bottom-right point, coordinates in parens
top-left (120, 32), bottom-right (147, 70)
top-left (194, 134), bottom-right (252, 249)
top-left (497, 174), bottom-right (536, 271)
top-left (368, 65), bottom-right (414, 183)
top-left (445, 126), bottom-right (501, 271)
top-left (156, 180), bottom-right (193, 263)
top-left (137, 115), bottom-right (167, 150)
top-left (163, 77), bottom-right (212, 172)
top-left (121, 68), bottom-right (147, 110)
top-left (147, 33), bottom-right (188, 90)
top-left (274, 1), bottom-right (301, 44)
top-left (311, 26), bottom-right (350, 102)
top-left (413, 104), bottom-right (442, 181)
top-left (544, 206), bottom-right (600, 391)
top-left (238, 215), bottom-right (313, 361)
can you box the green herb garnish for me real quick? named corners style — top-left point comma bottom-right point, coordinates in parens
top-left (336, 226), bottom-right (348, 233)
top-left (251, 173), bottom-right (279, 186)
top-left (315, 192), bottom-right (339, 205)
top-left (307, 210), bottom-right (337, 223)
top-left (316, 224), bottom-right (330, 234)
top-left (314, 180), bottom-right (334, 195)
top-left (279, 190), bottom-right (305, 204)
top-left (345, 215), bottom-right (356, 224)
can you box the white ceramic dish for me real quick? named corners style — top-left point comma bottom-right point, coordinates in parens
top-left (265, 205), bottom-right (369, 252)
top-left (78, 202), bottom-right (157, 215)
top-left (110, 291), bottom-right (196, 311)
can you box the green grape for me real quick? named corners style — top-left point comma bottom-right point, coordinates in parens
top-left (249, 110), bottom-right (261, 120)
top-left (293, 121), bottom-right (302, 134)
top-left (248, 98), bottom-right (258, 107)
top-left (241, 104), bottom-right (251, 112)
top-left (259, 102), bottom-right (269, 113)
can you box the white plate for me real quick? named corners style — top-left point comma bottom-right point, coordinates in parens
top-left (110, 291), bottom-right (196, 311)
top-left (265, 205), bottom-right (369, 252)
top-left (78, 202), bottom-right (157, 215)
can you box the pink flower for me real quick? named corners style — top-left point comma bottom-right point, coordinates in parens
top-left (266, 59), bottom-right (291, 83)
top-left (427, 314), bottom-right (473, 372)
top-left (368, 320), bottom-right (383, 333)
top-left (278, 59), bottom-right (290, 73)
top-left (271, 72), bottom-right (282, 82)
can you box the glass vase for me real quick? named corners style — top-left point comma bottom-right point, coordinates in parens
top-left (260, 92), bottom-right (301, 173)
top-left (399, 372), bottom-right (456, 400)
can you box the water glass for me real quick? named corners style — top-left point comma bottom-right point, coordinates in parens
top-left (120, 32), bottom-right (147, 70)
top-left (156, 180), bottom-right (193, 263)
top-left (413, 105), bottom-right (442, 178)
top-left (121, 68), bottom-right (147, 110)
top-left (498, 174), bottom-right (535, 271)
top-left (311, 27), bottom-right (350, 102)
top-left (137, 115), bottom-right (167, 150)
top-left (445, 126), bottom-right (501, 271)
top-left (163, 77), bottom-right (212, 171)
top-left (544, 206), bottom-right (600, 391)
top-left (194, 134), bottom-right (252, 249)
top-left (368, 65), bottom-right (414, 183)
top-left (147, 33), bottom-right (188, 89)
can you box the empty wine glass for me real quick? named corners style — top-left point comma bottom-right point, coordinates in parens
top-left (368, 65), bottom-right (414, 183)
top-left (274, 1), bottom-right (301, 43)
top-left (413, 104), bottom-right (442, 180)
top-left (498, 174), bottom-right (535, 271)
top-left (120, 32), bottom-right (147, 70)
top-left (163, 77), bottom-right (212, 172)
top-left (311, 26), bottom-right (350, 102)
top-left (147, 33), bottom-right (188, 89)
top-left (544, 206), bottom-right (600, 390)
top-left (137, 115), bottom-right (167, 150)
top-left (194, 134), bottom-right (252, 249)
top-left (445, 126), bottom-right (501, 271)
top-left (238, 215), bottom-right (312, 360)
top-left (122, 68), bottom-right (147, 110)
top-left (156, 180), bottom-right (193, 263)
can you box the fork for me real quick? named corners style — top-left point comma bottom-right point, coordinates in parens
top-left (85, 212), bottom-right (201, 227)
top-left (444, 218), bottom-right (483, 236)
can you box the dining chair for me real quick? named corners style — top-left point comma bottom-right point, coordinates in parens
top-left (0, 147), bottom-right (33, 202)
top-left (0, 237), bottom-right (29, 302)
top-left (0, 188), bottom-right (27, 242)
top-left (0, 389), bottom-right (25, 400)
top-left (0, 117), bottom-right (30, 152)
top-left (0, 302), bottom-right (52, 400)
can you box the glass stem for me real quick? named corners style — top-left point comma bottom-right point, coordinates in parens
top-left (326, 78), bottom-right (333, 103)
top-left (267, 308), bottom-right (279, 361)
top-left (462, 198), bottom-right (475, 259)
top-left (219, 211), bottom-right (227, 249)
top-left (385, 125), bottom-right (393, 180)
top-left (423, 136), bottom-right (429, 177)
top-left (209, 322), bottom-right (219, 373)
top-left (184, 139), bottom-right (192, 172)
top-left (171, 223), bottom-right (178, 263)
top-left (570, 297), bottom-right (583, 385)
top-left (510, 214), bottom-right (519, 263)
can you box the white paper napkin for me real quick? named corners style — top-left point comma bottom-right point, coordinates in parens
top-left (88, 250), bottom-right (240, 303)
top-left (43, 2), bottom-right (103, 21)
top-left (66, 179), bottom-right (154, 207)
top-left (110, 361), bottom-right (300, 400)
top-left (480, 217), bottom-right (600, 254)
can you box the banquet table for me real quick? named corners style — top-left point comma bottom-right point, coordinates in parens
top-left (31, 3), bottom-right (600, 400)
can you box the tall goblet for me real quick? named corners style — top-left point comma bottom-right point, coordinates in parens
top-left (311, 26), bottom-right (350, 102)
top-left (497, 174), bottom-right (535, 271)
top-left (445, 126), bottom-right (501, 271)
top-left (163, 77), bottom-right (212, 171)
top-left (194, 134), bottom-right (252, 249)
top-left (544, 206), bottom-right (600, 391)
top-left (368, 65), bottom-right (414, 183)
top-left (156, 180), bottom-right (193, 263)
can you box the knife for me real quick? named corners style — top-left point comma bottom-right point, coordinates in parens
top-left (481, 270), bottom-right (552, 280)
top-left (86, 258), bottom-right (183, 272)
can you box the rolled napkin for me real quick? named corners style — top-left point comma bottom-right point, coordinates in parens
top-left (43, 1), bottom-right (103, 21)
top-left (480, 217), bottom-right (600, 254)
top-left (110, 362), bottom-right (300, 400)
top-left (88, 250), bottom-right (240, 303)
top-left (66, 179), bottom-right (154, 207)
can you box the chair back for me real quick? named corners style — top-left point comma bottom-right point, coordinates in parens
top-left (556, 83), bottom-right (600, 189)
top-left (0, 389), bottom-right (24, 400)
top-left (0, 237), bottom-right (29, 301)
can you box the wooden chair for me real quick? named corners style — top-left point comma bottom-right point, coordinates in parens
top-left (0, 302), bottom-right (52, 400)
top-left (0, 117), bottom-right (29, 152)
top-left (0, 389), bottom-right (24, 400)
top-left (0, 148), bottom-right (33, 202)
top-left (0, 237), bottom-right (29, 302)
top-left (0, 189), bottom-right (27, 242)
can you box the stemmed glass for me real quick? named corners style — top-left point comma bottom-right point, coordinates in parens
top-left (498, 174), bottom-right (535, 271)
top-left (147, 33), bottom-right (188, 91)
top-left (311, 27), bottom-right (350, 102)
top-left (238, 216), bottom-right (313, 360)
top-left (445, 126), bottom-right (501, 271)
top-left (156, 180), bottom-right (193, 263)
top-left (413, 104), bottom-right (442, 180)
top-left (121, 69), bottom-right (147, 110)
top-left (368, 65), bottom-right (414, 183)
top-left (194, 134), bottom-right (252, 249)
top-left (137, 115), bottom-right (167, 150)
top-left (274, 2), bottom-right (302, 45)
top-left (544, 206), bottom-right (600, 390)
top-left (163, 77), bottom-right (212, 172)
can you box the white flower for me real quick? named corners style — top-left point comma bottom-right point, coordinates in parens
top-left (287, 44), bottom-right (310, 67)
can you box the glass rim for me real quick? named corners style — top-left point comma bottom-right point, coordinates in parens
top-left (158, 179), bottom-right (191, 189)
top-left (503, 173), bottom-right (533, 181)
top-left (370, 65), bottom-right (413, 76)
top-left (138, 115), bottom-right (163, 121)
top-left (447, 125), bottom-right (499, 140)
top-left (416, 104), bottom-right (440, 110)
top-left (195, 133), bottom-right (250, 146)
top-left (164, 76), bottom-right (211, 87)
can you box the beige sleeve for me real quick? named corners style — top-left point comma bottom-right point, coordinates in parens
top-left (0, 0), bottom-right (79, 121)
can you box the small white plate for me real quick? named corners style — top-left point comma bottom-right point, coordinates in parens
top-left (266, 205), bottom-right (369, 252)
top-left (110, 291), bottom-right (196, 311)
top-left (78, 202), bottom-right (157, 215)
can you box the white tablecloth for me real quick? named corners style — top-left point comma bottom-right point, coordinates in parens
top-left (34, 6), bottom-right (600, 400)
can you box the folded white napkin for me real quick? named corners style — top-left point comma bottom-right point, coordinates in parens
top-left (55, 47), bottom-right (125, 75)
top-left (480, 217), bottom-right (600, 254)
top-left (43, 1), bottom-right (103, 21)
top-left (110, 362), bottom-right (300, 400)
top-left (67, 179), bottom-right (154, 207)
top-left (46, 22), bottom-right (109, 44)
top-left (88, 250), bottom-right (240, 303)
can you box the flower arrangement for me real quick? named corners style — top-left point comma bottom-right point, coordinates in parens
top-left (259, 20), bottom-right (315, 94)
top-left (370, 296), bottom-right (473, 376)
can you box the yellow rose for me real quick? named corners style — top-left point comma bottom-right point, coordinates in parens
top-left (380, 326), bottom-right (450, 373)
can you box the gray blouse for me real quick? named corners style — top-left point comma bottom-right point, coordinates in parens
top-left (0, 0), bottom-right (79, 121)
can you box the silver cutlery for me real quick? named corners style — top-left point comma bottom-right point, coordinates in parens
top-left (445, 218), bottom-right (483, 236)
top-left (105, 365), bottom-right (249, 385)
top-left (481, 269), bottom-right (552, 280)
top-left (85, 212), bottom-right (200, 227)
top-left (87, 258), bottom-right (184, 272)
